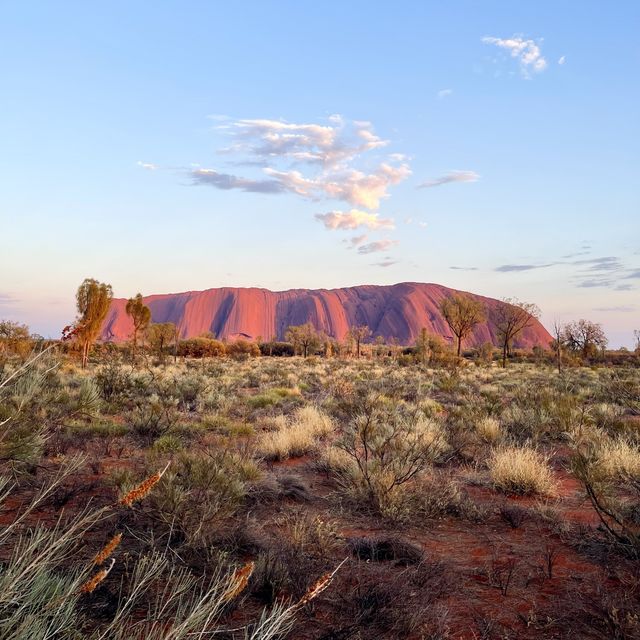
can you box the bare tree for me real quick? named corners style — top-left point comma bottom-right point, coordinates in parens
top-left (633, 329), bottom-right (640, 354)
top-left (494, 298), bottom-right (540, 368)
top-left (439, 294), bottom-right (486, 357)
top-left (552, 321), bottom-right (565, 374)
top-left (347, 324), bottom-right (372, 359)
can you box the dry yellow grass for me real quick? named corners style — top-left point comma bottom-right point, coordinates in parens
top-left (259, 406), bottom-right (334, 460)
top-left (475, 417), bottom-right (501, 443)
top-left (489, 446), bottom-right (556, 496)
top-left (595, 438), bottom-right (640, 479)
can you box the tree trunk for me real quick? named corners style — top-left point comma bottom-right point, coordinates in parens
top-left (502, 342), bottom-right (507, 368)
top-left (81, 340), bottom-right (88, 369)
top-left (456, 334), bottom-right (462, 357)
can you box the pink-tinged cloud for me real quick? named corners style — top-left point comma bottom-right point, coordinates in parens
top-left (227, 116), bottom-right (388, 166)
top-left (315, 209), bottom-right (395, 231)
top-left (264, 161), bottom-right (410, 209)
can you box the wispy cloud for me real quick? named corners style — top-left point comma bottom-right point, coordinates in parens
top-left (137, 161), bottom-right (158, 170)
top-left (357, 239), bottom-right (399, 254)
top-left (373, 257), bottom-right (399, 267)
top-left (450, 266), bottom-right (478, 271)
top-left (344, 234), bottom-right (368, 248)
top-left (558, 55), bottom-right (566, 65)
top-left (0, 292), bottom-right (18, 306)
top-left (577, 279), bottom-right (613, 289)
top-left (493, 253), bottom-right (639, 290)
top-left (572, 256), bottom-right (623, 271)
top-left (593, 305), bottom-right (635, 313)
top-left (561, 251), bottom-right (591, 259)
top-left (191, 169), bottom-right (286, 193)
top-left (495, 263), bottom-right (556, 272)
top-left (437, 89), bottom-right (453, 99)
top-left (418, 170), bottom-right (479, 189)
top-left (482, 35), bottom-right (547, 77)
top-left (315, 209), bottom-right (395, 231)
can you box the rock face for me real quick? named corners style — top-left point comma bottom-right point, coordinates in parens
top-left (102, 282), bottom-right (552, 349)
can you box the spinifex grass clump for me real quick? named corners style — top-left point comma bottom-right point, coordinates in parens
top-left (489, 446), bottom-right (556, 496)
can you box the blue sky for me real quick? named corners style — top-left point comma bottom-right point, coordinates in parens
top-left (1, 1), bottom-right (638, 346)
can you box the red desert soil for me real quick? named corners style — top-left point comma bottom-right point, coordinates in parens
top-left (265, 453), bottom-right (608, 639)
top-left (101, 282), bottom-right (553, 348)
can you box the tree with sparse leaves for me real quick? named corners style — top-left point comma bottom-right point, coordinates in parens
top-left (147, 322), bottom-right (176, 363)
top-left (439, 294), bottom-right (486, 357)
top-left (494, 298), bottom-right (540, 368)
top-left (0, 320), bottom-right (31, 361)
top-left (125, 293), bottom-right (151, 363)
top-left (285, 323), bottom-right (322, 358)
top-left (73, 278), bottom-right (113, 368)
top-left (347, 324), bottom-right (372, 359)
top-left (562, 319), bottom-right (607, 360)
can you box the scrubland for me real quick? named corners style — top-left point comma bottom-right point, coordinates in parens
top-left (1, 350), bottom-right (639, 639)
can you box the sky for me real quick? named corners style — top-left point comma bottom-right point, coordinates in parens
top-left (1, 1), bottom-right (639, 347)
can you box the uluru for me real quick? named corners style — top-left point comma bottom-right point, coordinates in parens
top-left (101, 282), bottom-right (552, 348)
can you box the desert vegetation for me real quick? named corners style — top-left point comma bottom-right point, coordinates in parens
top-left (1, 316), bottom-right (639, 639)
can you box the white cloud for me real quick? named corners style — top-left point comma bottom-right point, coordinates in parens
top-left (357, 239), bottom-right (399, 254)
top-left (437, 89), bottom-right (453, 99)
top-left (558, 55), bottom-right (566, 65)
top-left (482, 35), bottom-right (548, 77)
top-left (137, 161), bottom-right (158, 170)
top-left (315, 209), bottom-right (395, 231)
top-left (227, 116), bottom-right (388, 167)
top-left (418, 170), bottom-right (479, 188)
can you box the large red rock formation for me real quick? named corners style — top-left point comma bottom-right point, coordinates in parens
top-left (102, 282), bottom-right (552, 348)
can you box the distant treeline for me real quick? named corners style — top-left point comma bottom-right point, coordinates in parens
top-left (2, 277), bottom-right (639, 369)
